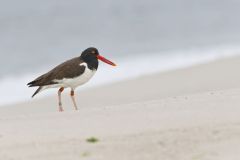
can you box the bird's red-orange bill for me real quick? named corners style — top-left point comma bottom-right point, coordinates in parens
top-left (97, 55), bottom-right (117, 66)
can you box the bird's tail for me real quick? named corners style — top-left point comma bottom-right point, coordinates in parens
top-left (32, 86), bottom-right (44, 98)
top-left (27, 80), bottom-right (39, 87)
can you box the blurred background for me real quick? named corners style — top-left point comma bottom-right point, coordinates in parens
top-left (1, 0), bottom-right (240, 105)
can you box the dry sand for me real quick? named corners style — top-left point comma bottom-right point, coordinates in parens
top-left (0, 56), bottom-right (240, 160)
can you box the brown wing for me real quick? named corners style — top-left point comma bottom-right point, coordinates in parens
top-left (27, 57), bottom-right (86, 87)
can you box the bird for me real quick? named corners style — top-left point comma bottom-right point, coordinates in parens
top-left (27, 47), bottom-right (116, 112)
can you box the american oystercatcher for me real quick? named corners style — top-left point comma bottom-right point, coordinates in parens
top-left (27, 47), bottom-right (116, 112)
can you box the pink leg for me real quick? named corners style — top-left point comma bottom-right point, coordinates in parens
top-left (70, 89), bottom-right (78, 110)
top-left (58, 87), bottom-right (64, 112)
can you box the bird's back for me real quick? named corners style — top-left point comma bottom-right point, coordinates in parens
top-left (28, 57), bottom-right (85, 87)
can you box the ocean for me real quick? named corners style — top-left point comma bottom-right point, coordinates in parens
top-left (1, 0), bottom-right (240, 105)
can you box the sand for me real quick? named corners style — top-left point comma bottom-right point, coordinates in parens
top-left (0, 56), bottom-right (240, 160)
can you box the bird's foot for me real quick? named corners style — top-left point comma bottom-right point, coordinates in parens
top-left (59, 106), bottom-right (64, 112)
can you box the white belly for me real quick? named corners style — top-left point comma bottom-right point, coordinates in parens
top-left (50, 63), bottom-right (96, 89)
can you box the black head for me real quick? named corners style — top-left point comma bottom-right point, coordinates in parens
top-left (81, 47), bottom-right (116, 69)
top-left (80, 47), bottom-right (99, 70)
top-left (81, 47), bottom-right (99, 58)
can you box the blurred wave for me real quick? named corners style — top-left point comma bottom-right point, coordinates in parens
top-left (1, 0), bottom-right (240, 76)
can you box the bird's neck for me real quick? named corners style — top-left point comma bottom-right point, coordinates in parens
top-left (81, 56), bottom-right (98, 70)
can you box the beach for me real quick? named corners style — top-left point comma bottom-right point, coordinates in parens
top-left (0, 56), bottom-right (240, 160)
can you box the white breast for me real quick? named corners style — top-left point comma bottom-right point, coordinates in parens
top-left (52, 63), bottom-right (96, 89)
